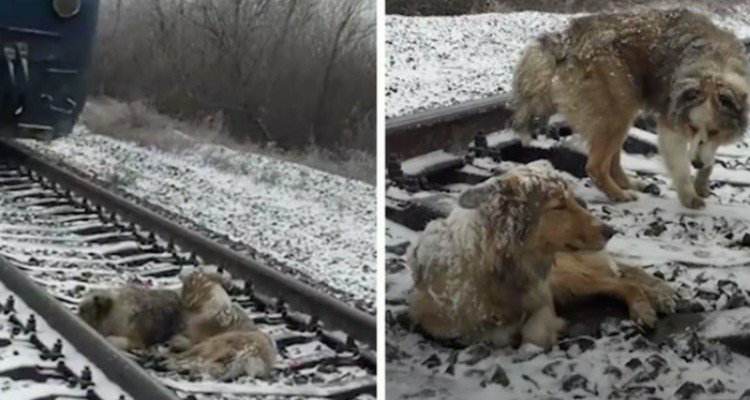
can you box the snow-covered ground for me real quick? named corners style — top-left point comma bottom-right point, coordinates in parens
top-left (386, 6), bottom-right (750, 118)
top-left (20, 127), bottom-right (376, 312)
top-left (0, 280), bottom-right (129, 399)
top-left (0, 175), bottom-right (375, 399)
top-left (387, 130), bottom-right (750, 399)
top-left (386, 6), bottom-right (750, 400)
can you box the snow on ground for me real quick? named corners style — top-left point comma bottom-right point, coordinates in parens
top-left (21, 127), bottom-right (376, 312)
top-left (0, 186), bottom-right (374, 398)
top-left (386, 6), bottom-right (750, 118)
top-left (386, 130), bottom-right (750, 399)
top-left (386, 12), bottom-right (569, 118)
top-left (386, 6), bottom-right (750, 395)
top-left (0, 279), bottom-right (129, 399)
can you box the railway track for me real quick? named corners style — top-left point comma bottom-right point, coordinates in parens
top-left (385, 95), bottom-right (750, 398)
top-left (0, 139), bottom-right (376, 400)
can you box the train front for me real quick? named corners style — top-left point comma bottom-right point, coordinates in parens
top-left (0, 0), bottom-right (99, 139)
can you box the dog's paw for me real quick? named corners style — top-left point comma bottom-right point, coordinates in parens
top-left (695, 184), bottom-right (712, 198)
top-left (521, 312), bottom-right (565, 349)
top-left (518, 131), bottom-right (535, 147)
top-left (648, 284), bottom-right (677, 315)
top-left (679, 193), bottom-right (705, 209)
top-left (167, 335), bottom-right (192, 352)
top-left (629, 300), bottom-right (657, 328)
top-left (629, 177), bottom-right (649, 192)
top-left (107, 336), bottom-right (134, 351)
top-left (610, 190), bottom-right (638, 203)
top-left (655, 292), bottom-right (677, 315)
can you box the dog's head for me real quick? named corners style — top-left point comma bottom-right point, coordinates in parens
top-left (180, 271), bottom-right (231, 310)
top-left (458, 162), bottom-right (615, 255)
top-left (78, 290), bottom-right (115, 327)
top-left (669, 69), bottom-right (750, 168)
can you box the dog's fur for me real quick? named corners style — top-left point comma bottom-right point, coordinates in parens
top-left (551, 250), bottom-right (675, 328)
top-left (166, 330), bottom-right (277, 380)
top-left (408, 162), bottom-right (675, 348)
top-left (408, 163), bottom-right (615, 348)
top-left (513, 8), bottom-right (750, 208)
top-left (78, 287), bottom-right (183, 351)
top-left (169, 271), bottom-right (276, 379)
top-left (176, 271), bottom-right (256, 347)
top-left (79, 273), bottom-right (277, 379)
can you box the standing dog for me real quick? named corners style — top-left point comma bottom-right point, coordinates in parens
top-left (512, 8), bottom-right (749, 208)
top-left (408, 162), bottom-right (674, 348)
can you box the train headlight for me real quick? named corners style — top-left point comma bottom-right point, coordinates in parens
top-left (52, 0), bottom-right (81, 18)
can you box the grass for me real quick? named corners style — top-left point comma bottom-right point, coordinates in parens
top-left (79, 97), bottom-right (376, 185)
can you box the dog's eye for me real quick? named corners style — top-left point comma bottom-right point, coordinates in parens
top-left (718, 94), bottom-right (737, 111)
top-left (681, 88), bottom-right (701, 102)
top-left (708, 129), bottom-right (719, 137)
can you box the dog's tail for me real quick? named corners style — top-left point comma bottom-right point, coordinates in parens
top-left (511, 34), bottom-right (562, 145)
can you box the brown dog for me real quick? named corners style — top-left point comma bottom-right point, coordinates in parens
top-left (168, 271), bottom-right (277, 379)
top-left (552, 246), bottom-right (676, 329)
top-left (166, 330), bottom-right (277, 380)
top-left (409, 162), bottom-right (615, 348)
top-left (408, 162), bottom-right (674, 348)
top-left (513, 9), bottom-right (749, 208)
top-left (175, 271), bottom-right (256, 348)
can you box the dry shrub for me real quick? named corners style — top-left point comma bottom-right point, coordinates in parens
top-left (80, 97), bottom-right (196, 152)
top-left (90, 0), bottom-right (375, 155)
top-left (81, 97), bottom-right (375, 184)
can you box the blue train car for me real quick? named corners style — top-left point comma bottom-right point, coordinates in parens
top-left (1, 0), bottom-right (99, 139)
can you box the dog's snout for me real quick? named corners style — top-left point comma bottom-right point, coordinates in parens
top-left (600, 224), bottom-right (617, 240)
top-left (692, 159), bottom-right (705, 169)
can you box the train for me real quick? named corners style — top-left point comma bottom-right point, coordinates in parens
top-left (1, 0), bottom-right (99, 139)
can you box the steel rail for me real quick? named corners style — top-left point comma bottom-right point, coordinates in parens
top-left (0, 256), bottom-right (180, 400)
top-left (386, 94), bottom-right (513, 159)
top-left (386, 40), bottom-right (750, 159)
top-left (0, 138), bottom-right (377, 353)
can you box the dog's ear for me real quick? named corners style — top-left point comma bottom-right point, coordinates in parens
top-left (458, 183), bottom-right (496, 209)
top-left (205, 272), bottom-right (232, 291)
top-left (93, 294), bottom-right (113, 312)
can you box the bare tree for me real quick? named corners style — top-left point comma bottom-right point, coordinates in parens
top-left (90, 0), bottom-right (375, 153)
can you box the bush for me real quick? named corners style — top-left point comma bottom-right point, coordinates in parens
top-left (81, 97), bottom-right (375, 184)
top-left (90, 1), bottom-right (375, 155)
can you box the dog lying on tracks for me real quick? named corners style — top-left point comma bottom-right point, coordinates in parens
top-left (78, 271), bottom-right (277, 379)
top-left (407, 162), bottom-right (675, 348)
top-left (512, 8), bottom-right (750, 208)
top-left (167, 329), bottom-right (277, 380)
top-left (167, 271), bottom-right (277, 380)
top-left (171, 271), bottom-right (256, 348)
top-left (78, 286), bottom-right (183, 351)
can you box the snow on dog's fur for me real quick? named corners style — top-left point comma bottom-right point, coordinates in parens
top-left (167, 330), bottom-right (277, 381)
top-left (166, 271), bottom-right (277, 379)
top-left (78, 286), bottom-right (183, 351)
top-left (176, 271), bottom-right (256, 346)
top-left (513, 9), bottom-right (750, 208)
top-left (408, 161), bottom-right (616, 348)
